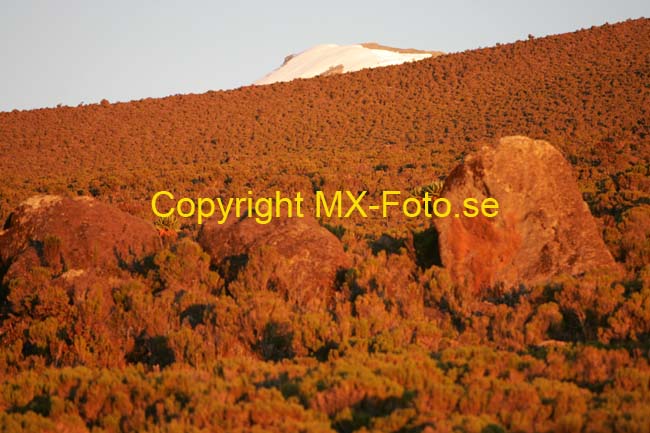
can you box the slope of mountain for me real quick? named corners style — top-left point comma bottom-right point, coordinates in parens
top-left (0, 18), bottom-right (649, 433)
top-left (254, 42), bottom-right (442, 84)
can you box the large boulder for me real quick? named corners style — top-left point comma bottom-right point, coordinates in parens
top-left (0, 195), bottom-right (161, 280)
top-left (435, 136), bottom-right (619, 294)
top-left (198, 208), bottom-right (350, 310)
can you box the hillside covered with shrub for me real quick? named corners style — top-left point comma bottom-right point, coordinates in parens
top-left (0, 18), bottom-right (649, 433)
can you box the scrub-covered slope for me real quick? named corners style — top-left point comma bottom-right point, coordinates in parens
top-left (0, 18), bottom-right (649, 433)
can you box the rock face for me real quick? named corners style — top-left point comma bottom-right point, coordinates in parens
top-left (198, 209), bottom-right (350, 310)
top-left (0, 195), bottom-right (161, 280)
top-left (435, 136), bottom-right (619, 294)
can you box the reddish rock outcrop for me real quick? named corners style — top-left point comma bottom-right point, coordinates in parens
top-left (0, 195), bottom-right (161, 280)
top-left (198, 208), bottom-right (350, 310)
top-left (435, 136), bottom-right (619, 294)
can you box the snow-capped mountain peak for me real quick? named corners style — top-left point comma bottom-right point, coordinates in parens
top-left (254, 43), bottom-right (442, 85)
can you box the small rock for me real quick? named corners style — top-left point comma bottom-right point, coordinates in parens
top-left (198, 208), bottom-right (350, 310)
top-left (0, 195), bottom-right (161, 280)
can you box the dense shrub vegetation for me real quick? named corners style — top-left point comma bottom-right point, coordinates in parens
top-left (0, 18), bottom-right (649, 433)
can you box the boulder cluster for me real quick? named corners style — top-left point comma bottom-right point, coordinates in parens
top-left (0, 136), bottom-right (617, 304)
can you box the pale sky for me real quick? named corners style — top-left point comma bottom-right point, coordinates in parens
top-left (1, 0), bottom-right (648, 111)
